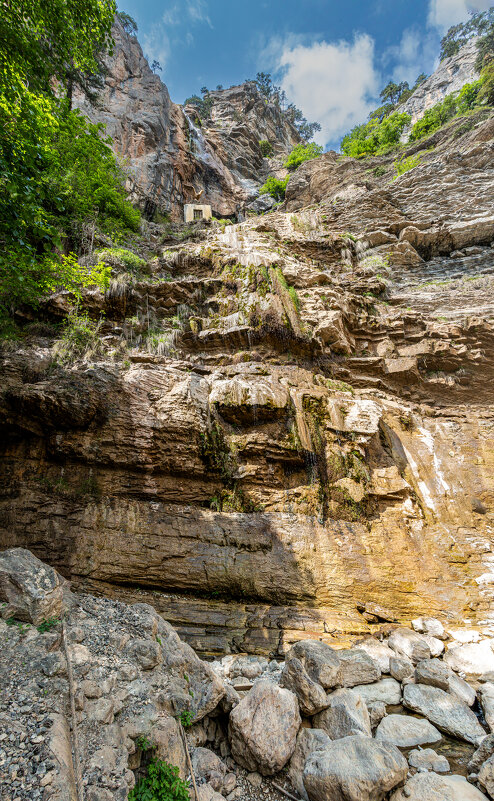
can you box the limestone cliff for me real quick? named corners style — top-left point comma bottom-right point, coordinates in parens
top-left (1, 103), bottom-right (494, 657)
top-left (74, 20), bottom-right (300, 220)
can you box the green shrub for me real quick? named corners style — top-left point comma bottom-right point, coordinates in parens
top-left (393, 153), bottom-right (422, 178)
top-left (129, 760), bottom-right (189, 801)
top-left (179, 710), bottom-right (193, 728)
top-left (341, 111), bottom-right (411, 158)
top-left (259, 175), bottom-right (289, 201)
top-left (284, 142), bottom-right (323, 171)
top-left (259, 139), bottom-right (274, 157)
top-left (97, 248), bottom-right (145, 273)
top-left (410, 81), bottom-right (482, 142)
top-left (53, 309), bottom-right (105, 363)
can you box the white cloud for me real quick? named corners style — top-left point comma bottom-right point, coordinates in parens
top-left (428, 0), bottom-right (492, 31)
top-left (273, 35), bottom-right (380, 148)
top-left (162, 0), bottom-right (211, 28)
top-left (385, 27), bottom-right (439, 85)
top-left (142, 1), bottom-right (210, 72)
top-left (142, 26), bottom-right (171, 71)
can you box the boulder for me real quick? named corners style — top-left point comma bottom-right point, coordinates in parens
top-left (390, 772), bottom-right (489, 800)
top-left (368, 701), bottom-right (387, 728)
top-left (287, 728), bottom-right (332, 801)
top-left (313, 689), bottom-right (371, 740)
top-left (415, 659), bottom-right (451, 691)
top-left (408, 748), bottom-right (449, 773)
top-left (388, 628), bottom-right (431, 664)
top-left (0, 547), bottom-right (65, 625)
top-left (228, 679), bottom-right (300, 775)
top-left (449, 673), bottom-right (476, 707)
top-left (303, 735), bottom-right (408, 801)
top-left (480, 683), bottom-right (494, 731)
top-left (403, 683), bottom-right (486, 745)
top-left (424, 636), bottom-right (445, 658)
top-left (287, 640), bottom-right (341, 690)
top-left (411, 618), bottom-right (446, 640)
top-left (353, 678), bottom-right (402, 706)
top-left (280, 657), bottom-right (329, 716)
top-left (390, 656), bottom-right (414, 681)
top-left (191, 748), bottom-right (226, 792)
top-left (469, 734), bottom-right (494, 773)
top-left (478, 753), bottom-right (494, 798)
top-left (375, 714), bottom-right (441, 748)
top-left (444, 641), bottom-right (494, 678)
top-left (356, 639), bottom-right (395, 673)
top-left (337, 649), bottom-right (381, 687)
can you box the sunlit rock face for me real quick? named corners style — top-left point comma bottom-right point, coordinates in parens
top-left (3, 41), bottom-right (494, 657)
top-left (73, 21), bottom-right (300, 220)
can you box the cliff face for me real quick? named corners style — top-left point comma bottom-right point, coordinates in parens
top-left (74, 21), bottom-right (300, 219)
top-left (400, 38), bottom-right (480, 127)
top-left (1, 106), bottom-right (494, 656)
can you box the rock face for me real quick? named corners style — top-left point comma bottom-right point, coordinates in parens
top-left (303, 735), bottom-right (408, 801)
top-left (228, 679), bottom-right (301, 775)
top-left (399, 39), bottom-right (480, 128)
top-left (74, 21), bottom-right (300, 219)
top-left (403, 683), bottom-right (485, 745)
top-left (0, 547), bottom-right (65, 625)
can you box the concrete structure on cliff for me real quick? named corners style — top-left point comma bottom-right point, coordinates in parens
top-left (184, 203), bottom-right (212, 223)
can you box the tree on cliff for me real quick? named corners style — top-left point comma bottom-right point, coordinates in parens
top-left (440, 8), bottom-right (494, 61)
top-left (0, 0), bottom-right (140, 316)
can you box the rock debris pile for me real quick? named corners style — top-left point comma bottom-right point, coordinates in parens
top-left (4, 549), bottom-right (494, 801)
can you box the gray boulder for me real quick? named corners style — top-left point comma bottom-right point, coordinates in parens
top-left (337, 649), bottom-right (381, 687)
top-left (390, 656), bottom-right (414, 681)
top-left (390, 772), bottom-right (489, 800)
top-left (353, 678), bottom-right (402, 706)
top-left (368, 701), bottom-right (387, 728)
top-left (303, 734), bottom-right (408, 801)
top-left (0, 547), bottom-right (65, 625)
top-left (313, 689), bottom-right (371, 740)
top-left (280, 657), bottom-right (329, 716)
top-left (356, 638), bottom-right (395, 673)
top-left (228, 679), bottom-right (300, 775)
top-left (408, 748), bottom-right (449, 773)
top-left (411, 617), bottom-right (446, 640)
top-left (287, 640), bottom-right (341, 690)
top-left (480, 682), bottom-right (494, 731)
top-left (191, 748), bottom-right (226, 792)
top-left (478, 753), bottom-right (494, 798)
top-left (375, 714), bottom-right (441, 748)
top-left (388, 628), bottom-right (431, 664)
top-left (403, 682), bottom-right (486, 745)
top-left (469, 733), bottom-right (494, 773)
top-left (415, 659), bottom-right (450, 691)
top-left (287, 728), bottom-right (332, 801)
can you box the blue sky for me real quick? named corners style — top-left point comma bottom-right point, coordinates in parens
top-left (117, 0), bottom-right (492, 148)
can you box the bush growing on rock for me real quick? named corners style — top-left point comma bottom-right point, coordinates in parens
top-left (259, 139), bottom-right (274, 157)
top-left (340, 111), bottom-right (411, 158)
top-left (129, 758), bottom-right (190, 801)
top-left (285, 143), bottom-right (323, 171)
top-left (259, 175), bottom-right (289, 201)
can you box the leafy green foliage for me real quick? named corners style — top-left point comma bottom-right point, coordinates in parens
top-left (440, 9), bottom-right (494, 61)
top-left (479, 59), bottom-right (494, 105)
top-left (184, 94), bottom-right (213, 119)
top-left (259, 139), bottom-right (274, 157)
top-left (259, 175), bottom-right (289, 201)
top-left (393, 154), bottom-right (422, 179)
top-left (53, 309), bottom-right (105, 364)
top-left (37, 618), bottom-right (60, 633)
top-left (179, 710), bottom-right (193, 728)
top-left (129, 760), bottom-right (190, 801)
top-left (476, 19), bottom-right (494, 71)
top-left (97, 248), bottom-right (146, 273)
top-left (341, 111), bottom-right (411, 158)
top-left (409, 81), bottom-right (482, 141)
top-left (285, 142), bottom-right (323, 171)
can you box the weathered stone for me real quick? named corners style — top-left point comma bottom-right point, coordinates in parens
top-left (368, 701), bottom-right (387, 728)
top-left (478, 753), bottom-right (494, 798)
top-left (124, 638), bottom-right (161, 670)
top-left (412, 618), bottom-right (446, 640)
top-left (469, 734), bottom-right (494, 773)
top-left (375, 714), bottom-right (441, 748)
top-left (444, 641), bottom-right (494, 679)
top-left (313, 689), bottom-right (371, 740)
top-left (336, 649), bottom-right (381, 688)
top-left (0, 547), bottom-right (65, 625)
top-left (415, 659), bottom-right (451, 691)
top-left (191, 748), bottom-right (226, 792)
top-left (356, 639), bottom-right (395, 674)
top-left (480, 683), bottom-right (494, 732)
top-left (287, 641), bottom-right (341, 690)
top-left (353, 678), bottom-right (402, 706)
top-left (280, 656), bottom-right (329, 716)
top-left (388, 628), bottom-right (431, 665)
top-left (287, 728), bottom-right (332, 801)
top-left (408, 748), bottom-right (449, 773)
top-left (390, 656), bottom-right (414, 681)
top-left (228, 679), bottom-right (301, 775)
top-left (303, 735), bottom-right (408, 801)
top-left (403, 682), bottom-right (486, 745)
top-left (390, 772), bottom-right (489, 800)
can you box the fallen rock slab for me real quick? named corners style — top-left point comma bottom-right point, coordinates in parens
top-left (313, 688), bottom-right (371, 740)
top-left (0, 547), bottom-right (65, 625)
top-left (403, 683), bottom-right (486, 745)
top-left (375, 714), bottom-right (441, 748)
top-left (408, 748), bottom-right (449, 773)
top-left (353, 678), bottom-right (402, 706)
top-left (303, 734), bottom-right (407, 801)
top-left (336, 649), bottom-right (381, 687)
top-left (356, 639), bottom-right (395, 673)
top-left (390, 771), bottom-right (489, 800)
top-left (280, 657), bottom-right (329, 716)
top-left (228, 679), bottom-right (301, 775)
